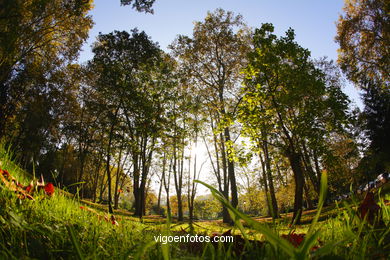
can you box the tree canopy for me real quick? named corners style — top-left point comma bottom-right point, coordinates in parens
top-left (336, 0), bottom-right (389, 90)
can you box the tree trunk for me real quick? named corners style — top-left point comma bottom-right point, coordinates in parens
top-left (205, 114), bottom-right (230, 224)
top-left (224, 127), bottom-right (238, 210)
top-left (287, 150), bottom-right (305, 224)
top-left (262, 139), bottom-right (279, 218)
top-left (133, 150), bottom-right (141, 216)
top-left (259, 152), bottom-right (271, 216)
top-left (157, 173), bottom-right (163, 214)
top-left (220, 132), bottom-right (231, 224)
top-left (113, 147), bottom-right (123, 209)
top-left (106, 107), bottom-right (119, 214)
top-left (301, 141), bottom-right (320, 195)
top-left (164, 158), bottom-right (172, 217)
top-left (304, 182), bottom-right (314, 209)
top-left (173, 137), bottom-right (184, 221)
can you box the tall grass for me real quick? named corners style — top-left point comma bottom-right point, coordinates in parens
top-left (196, 172), bottom-right (390, 259)
top-left (0, 142), bottom-right (165, 259)
top-left (0, 141), bottom-right (389, 259)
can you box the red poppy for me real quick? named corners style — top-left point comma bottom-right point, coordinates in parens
top-left (117, 188), bottom-right (123, 193)
top-left (44, 182), bottom-right (55, 196)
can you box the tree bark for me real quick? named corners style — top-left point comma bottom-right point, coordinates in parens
top-left (219, 131), bottom-right (231, 224)
top-left (287, 150), bottom-right (305, 224)
top-left (224, 127), bottom-right (238, 210)
top-left (258, 152), bottom-right (271, 216)
top-left (262, 138), bottom-right (279, 218)
top-left (106, 107), bottom-right (119, 214)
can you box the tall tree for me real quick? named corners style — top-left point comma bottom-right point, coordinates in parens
top-left (336, 0), bottom-right (390, 175)
top-left (239, 24), bottom-right (350, 223)
top-left (90, 29), bottom-right (175, 216)
top-left (336, 0), bottom-right (389, 90)
top-left (0, 0), bottom-right (93, 137)
top-left (170, 8), bottom-right (251, 223)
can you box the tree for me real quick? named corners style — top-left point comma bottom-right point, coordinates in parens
top-left (239, 24), bottom-right (350, 223)
top-left (358, 87), bottom-right (390, 175)
top-left (90, 29), bottom-right (175, 216)
top-left (336, 0), bottom-right (389, 90)
top-left (0, 0), bottom-right (93, 137)
top-left (336, 0), bottom-right (390, 175)
top-left (170, 8), bottom-right (251, 224)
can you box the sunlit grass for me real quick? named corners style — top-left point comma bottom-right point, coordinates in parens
top-left (0, 141), bottom-right (389, 259)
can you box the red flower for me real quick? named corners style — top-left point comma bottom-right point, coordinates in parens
top-left (110, 215), bottom-right (119, 225)
top-left (117, 188), bottom-right (123, 193)
top-left (44, 182), bottom-right (55, 196)
top-left (25, 184), bottom-right (33, 193)
top-left (281, 232), bottom-right (305, 247)
top-left (358, 192), bottom-right (381, 224)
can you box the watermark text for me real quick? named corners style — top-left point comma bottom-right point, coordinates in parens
top-left (154, 234), bottom-right (233, 244)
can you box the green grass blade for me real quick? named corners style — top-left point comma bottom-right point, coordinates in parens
top-left (195, 180), bottom-right (296, 257)
top-left (307, 171), bottom-right (327, 235)
top-left (66, 225), bottom-right (84, 260)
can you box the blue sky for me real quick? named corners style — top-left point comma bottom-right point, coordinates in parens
top-left (79, 0), bottom-right (362, 108)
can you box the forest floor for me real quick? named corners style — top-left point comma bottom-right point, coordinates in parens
top-left (1, 148), bottom-right (389, 259)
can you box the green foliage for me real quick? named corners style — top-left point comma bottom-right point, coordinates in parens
top-left (336, 0), bottom-right (390, 188)
top-left (238, 23), bottom-right (353, 222)
top-left (0, 142), bottom-right (389, 259)
top-left (194, 194), bottom-right (222, 220)
top-left (239, 23), bottom-right (350, 147)
top-left (1, 3), bottom-right (389, 259)
top-left (120, 0), bottom-right (156, 13)
top-left (336, 0), bottom-right (389, 90)
top-left (0, 0), bottom-right (93, 136)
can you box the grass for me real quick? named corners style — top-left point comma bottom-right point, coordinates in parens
top-left (0, 142), bottom-right (389, 259)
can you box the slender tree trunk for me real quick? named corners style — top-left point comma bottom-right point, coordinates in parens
top-left (92, 161), bottom-right (102, 203)
top-left (205, 113), bottom-right (230, 223)
top-left (276, 162), bottom-right (287, 187)
top-left (262, 138), bottom-right (279, 218)
top-left (224, 128), bottom-right (238, 210)
top-left (259, 152), bottom-right (271, 216)
top-left (113, 148), bottom-right (123, 210)
top-left (173, 136), bottom-right (184, 221)
top-left (92, 138), bottom-right (105, 202)
top-left (287, 150), bottom-right (305, 224)
top-left (133, 150), bottom-right (141, 216)
top-left (187, 143), bottom-right (193, 222)
top-left (303, 182), bottom-right (314, 209)
top-left (157, 173), bottom-right (163, 214)
top-left (220, 132), bottom-right (231, 224)
top-left (301, 141), bottom-right (319, 195)
top-left (313, 149), bottom-right (322, 187)
top-left (140, 176), bottom-right (146, 216)
top-left (164, 158), bottom-right (172, 217)
top-left (106, 107), bottom-right (119, 214)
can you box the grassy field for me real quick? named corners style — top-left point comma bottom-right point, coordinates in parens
top-left (0, 144), bottom-right (389, 259)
